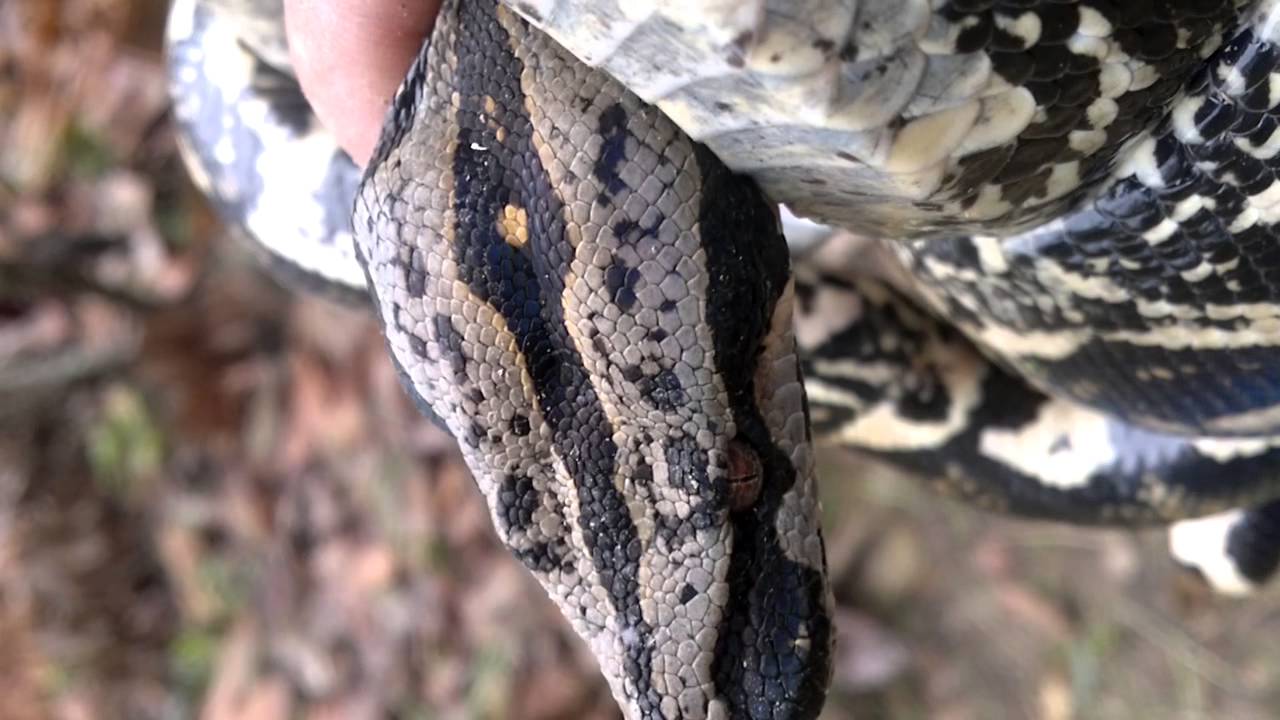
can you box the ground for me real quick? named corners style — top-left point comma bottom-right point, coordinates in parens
top-left (2, 2), bottom-right (1279, 719)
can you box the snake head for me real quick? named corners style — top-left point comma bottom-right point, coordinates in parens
top-left (352, 1), bottom-right (832, 716)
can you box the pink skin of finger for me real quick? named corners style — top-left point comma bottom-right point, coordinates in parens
top-left (283, 0), bottom-right (442, 166)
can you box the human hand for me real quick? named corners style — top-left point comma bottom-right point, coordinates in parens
top-left (283, 0), bottom-right (442, 166)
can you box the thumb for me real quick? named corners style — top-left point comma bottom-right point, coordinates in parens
top-left (283, 0), bottom-right (441, 166)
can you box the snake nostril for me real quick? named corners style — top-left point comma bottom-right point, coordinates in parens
top-left (726, 438), bottom-right (763, 511)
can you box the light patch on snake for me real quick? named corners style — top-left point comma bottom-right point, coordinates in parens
top-left (805, 367), bottom-right (979, 452)
top-left (1190, 435), bottom-right (1280, 462)
top-left (969, 236), bottom-right (1009, 274)
top-left (205, 0), bottom-right (290, 69)
top-left (247, 130), bottom-right (357, 282)
top-left (168, 3), bottom-right (258, 197)
top-left (496, 204), bottom-right (530, 247)
top-left (1200, 405), bottom-right (1280, 435)
top-left (1235, 121), bottom-right (1280, 160)
top-left (1112, 135), bottom-right (1167, 188)
top-left (883, 103), bottom-right (981, 175)
top-left (802, 281), bottom-right (986, 452)
top-left (557, 205), bottom-right (737, 711)
top-left (172, 2), bottom-right (254, 128)
top-left (978, 400), bottom-right (1118, 490)
top-left (952, 88), bottom-right (1037, 158)
top-left (792, 277), bottom-right (862, 352)
top-left (1169, 510), bottom-right (1256, 597)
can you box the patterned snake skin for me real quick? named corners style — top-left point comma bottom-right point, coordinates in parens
top-left (165, 0), bottom-right (1280, 717)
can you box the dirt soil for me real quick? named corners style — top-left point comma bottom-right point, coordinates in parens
top-left (2, 2), bottom-right (1279, 719)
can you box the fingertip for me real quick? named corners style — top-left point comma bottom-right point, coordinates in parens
top-left (283, 0), bottom-right (441, 166)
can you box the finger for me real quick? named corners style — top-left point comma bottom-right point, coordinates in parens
top-left (283, 0), bottom-right (441, 166)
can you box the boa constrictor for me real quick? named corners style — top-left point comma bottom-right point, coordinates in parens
top-left (166, 0), bottom-right (1280, 717)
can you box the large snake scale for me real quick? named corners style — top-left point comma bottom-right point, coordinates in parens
top-left (166, 0), bottom-right (1280, 717)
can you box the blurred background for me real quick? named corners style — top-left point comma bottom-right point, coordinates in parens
top-left (4, 1), bottom-right (1280, 718)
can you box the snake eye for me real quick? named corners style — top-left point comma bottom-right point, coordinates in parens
top-left (726, 438), bottom-right (763, 512)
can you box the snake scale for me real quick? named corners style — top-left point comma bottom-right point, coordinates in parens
top-left (166, 0), bottom-right (1280, 717)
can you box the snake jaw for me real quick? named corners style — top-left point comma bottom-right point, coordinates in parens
top-left (712, 280), bottom-right (833, 720)
top-left (726, 439), bottom-right (764, 511)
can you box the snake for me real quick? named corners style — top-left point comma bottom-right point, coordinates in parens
top-left (165, 0), bottom-right (1280, 717)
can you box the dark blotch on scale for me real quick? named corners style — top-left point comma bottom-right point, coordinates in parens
top-left (594, 102), bottom-right (630, 196)
top-left (432, 314), bottom-right (468, 381)
top-left (1226, 500), bottom-right (1280, 585)
top-left (604, 258), bottom-right (641, 310)
top-left (499, 473), bottom-right (538, 534)
top-left (638, 367), bottom-right (689, 411)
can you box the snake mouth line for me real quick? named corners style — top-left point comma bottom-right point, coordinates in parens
top-left (714, 413), bottom-right (833, 720)
top-left (727, 438), bottom-right (764, 511)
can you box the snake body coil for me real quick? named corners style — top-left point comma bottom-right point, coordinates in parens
top-left (166, 0), bottom-right (1280, 717)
